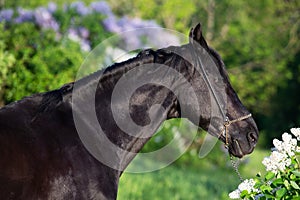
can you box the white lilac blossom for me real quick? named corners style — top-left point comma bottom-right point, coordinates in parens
top-left (291, 127), bottom-right (300, 141)
top-left (229, 128), bottom-right (300, 199)
top-left (280, 132), bottom-right (297, 157)
top-left (262, 151), bottom-right (291, 172)
top-left (229, 189), bottom-right (241, 199)
top-left (262, 132), bottom-right (297, 173)
top-left (273, 133), bottom-right (297, 157)
top-left (229, 179), bottom-right (258, 199)
top-left (238, 179), bottom-right (258, 193)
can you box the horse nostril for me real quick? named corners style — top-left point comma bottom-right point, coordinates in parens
top-left (248, 132), bottom-right (258, 144)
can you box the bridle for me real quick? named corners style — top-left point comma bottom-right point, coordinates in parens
top-left (191, 43), bottom-right (253, 181)
top-left (220, 114), bottom-right (252, 147)
top-left (189, 39), bottom-right (254, 182)
top-left (191, 43), bottom-right (252, 148)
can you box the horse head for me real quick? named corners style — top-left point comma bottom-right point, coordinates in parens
top-left (169, 23), bottom-right (259, 158)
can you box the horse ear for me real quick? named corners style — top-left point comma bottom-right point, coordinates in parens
top-left (189, 23), bottom-right (209, 50)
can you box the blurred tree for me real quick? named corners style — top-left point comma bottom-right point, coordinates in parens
top-left (210, 0), bottom-right (300, 144)
top-left (0, 26), bottom-right (15, 106)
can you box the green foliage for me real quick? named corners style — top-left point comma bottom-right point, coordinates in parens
top-left (229, 130), bottom-right (300, 199)
top-left (0, 22), bottom-right (84, 103)
top-left (118, 162), bottom-right (240, 200)
top-left (118, 148), bottom-right (269, 200)
top-left (140, 118), bottom-right (233, 169)
top-left (247, 155), bottom-right (300, 200)
top-left (1, 0), bottom-right (95, 9)
top-left (53, 5), bottom-right (112, 48)
top-left (0, 26), bottom-right (15, 105)
top-left (0, 2), bottom-right (115, 104)
top-left (212, 0), bottom-right (300, 145)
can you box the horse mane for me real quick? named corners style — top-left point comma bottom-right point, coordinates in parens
top-left (38, 83), bottom-right (74, 113)
top-left (207, 47), bottom-right (230, 81)
top-left (37, 48), bottom-right (157, 114)
top-left (37, 44), bottom-right (226, 115)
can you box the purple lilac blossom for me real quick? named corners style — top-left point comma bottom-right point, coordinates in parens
top-left (70, 1), bottom-right (91, 16)
top-left (5, 2), bottom-right (179, 52)
top-left (34, 7), bottom-right (59, 32)
top-left (68, 28), bottom-right (81, 42)
top-left (103, 16), bottom-right (122, 33)
top-left (103, 15), bottom-right (179, 50)
top-left (47, 2), bottom-right (57, 14)
top-left (78, 27), bottom-right (89, 39)
top-left (14, 8), bottom-right (34, 23)
top-left (104, 16), bottom-right (157, 34)
top-left (147, 28), bottom-right (180, 48)
top-left (0, 9), bottom-right (14, 22)
top-left (67, 28), bottom-right (91, 51)
top-left (80, 39), bottom-right (91, 52)
top-left (130, 18), bottom-right (159, 29)
top-left (122, 35), bottom-right (142, 50)
top-left (90, 1), bottom-right (112, 16)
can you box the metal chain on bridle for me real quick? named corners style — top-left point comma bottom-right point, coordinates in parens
top-left (191, 44), bottom-right (252, 181)
top-left (221, 114), bottom-right (252, 182)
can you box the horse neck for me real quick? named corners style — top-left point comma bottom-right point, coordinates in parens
top-left (72, 50), bottom-right (185, 172)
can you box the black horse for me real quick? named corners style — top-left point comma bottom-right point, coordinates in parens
top-left (0, 24), bottom-right (258, 199)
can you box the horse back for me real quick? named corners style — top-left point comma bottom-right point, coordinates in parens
top-left (0, 96), bottom-right (119, 200)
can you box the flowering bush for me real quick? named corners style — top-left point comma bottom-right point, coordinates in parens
top-left (0, 1), bottom-right (179, 52)
top-left (0, 1), bottom-right (180, 104)
top-left (229, 128), bottom-right (300, 199)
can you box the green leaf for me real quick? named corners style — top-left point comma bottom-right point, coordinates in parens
top-left (272, 178), bottom-right (284, 186)
top-left (284, 180), bottom-right (290, 189)
top-left (264, 193), bottom-right (275, 199)
top-left (255, 182), bottom-right (262, 189)
top-left (290, 173), bottom-right (297, 180)
top-left (290, 181), bottom-right (300, 189)
top-left (292, 171), bottom-right (300, 177)
top-left (276, 188), bottom-right (287, 199)
top-left (260, 185), bottom-right (272, 192)
top-left (265, 172), bottom-right (275, 180)
top-left (240, 190), bottom-right (249, 198)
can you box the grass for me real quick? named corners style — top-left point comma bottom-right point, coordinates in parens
top-left (117, 148), bottom-right (269, 200)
